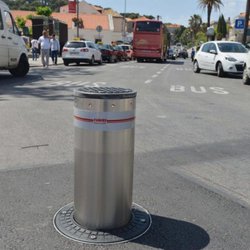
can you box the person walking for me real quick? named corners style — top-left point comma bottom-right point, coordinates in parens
top-left (30, 38), bottom-right (39, 61)
top-left (50, 34), bottom-right (60, 65)
top-left (191, 48), bottom-right (195, 62)
top-left (38, 30), bottom-right (51, 68)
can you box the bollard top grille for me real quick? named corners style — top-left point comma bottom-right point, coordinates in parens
top-left (74, 87), bottom-right (137, 99)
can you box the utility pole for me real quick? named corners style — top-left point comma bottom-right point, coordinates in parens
top-left (76, 0), bottom-right (79, 38)
top-left (122, 0), bottom-right (127, 42)
top-left (242, 0), bottom-right (250, 45)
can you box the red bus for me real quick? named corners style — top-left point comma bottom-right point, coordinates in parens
top-left (132, 20), bottom-right (167, 62)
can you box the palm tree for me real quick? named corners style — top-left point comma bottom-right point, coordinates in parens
top-left (189, 14), bottom-right (202, 37)
top-left (198, 0), bottom-right (224, 27)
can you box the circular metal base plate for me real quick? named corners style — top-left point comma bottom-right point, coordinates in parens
top-left (53, 202), bottom-right (151, 245)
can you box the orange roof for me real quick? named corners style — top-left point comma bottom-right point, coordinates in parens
top-left (11, 10), bottom-right (110, 30)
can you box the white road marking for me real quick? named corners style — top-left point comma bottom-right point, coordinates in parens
top-left (145, 79), bottom-right (152, 84)
top-left (157, 115), bottom-right (167, 119)
top-left (170, 85), bottom-right (229, 94)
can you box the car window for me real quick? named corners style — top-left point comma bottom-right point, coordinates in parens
top-left (87, 42), bottom-right (95, 49)
top-left (121, 45), bottom-right (129, 50)
top-left (201, 43), bottom-right (211, 53)
top-left (209, 43), bottom-right (217, 52)
top-left (217, 43), bottom-right (248, 53)
top-left (65, 42), bottom-right (86, 48)
top-left (4, 10), bottom-right (19, 34)
top-left (103, 44), bottom-right (112, 50)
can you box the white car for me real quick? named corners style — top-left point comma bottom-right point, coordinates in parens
top-left (243, 53), bottom-right (250, 85)
top-left (0, 0), bottom-right (29, 76)
top-left (62, 40), bottom-right (102, 66)
top-left (193, 41), bottom-right (248, 77)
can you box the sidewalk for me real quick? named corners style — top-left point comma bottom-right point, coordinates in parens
top-left (29, 56), bottom-right (63, 67)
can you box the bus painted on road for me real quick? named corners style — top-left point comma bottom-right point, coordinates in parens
top-left (132, 20), bottom-right (167, 62)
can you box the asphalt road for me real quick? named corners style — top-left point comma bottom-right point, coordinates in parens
top-left (0, 58), bottom-right (250, 250)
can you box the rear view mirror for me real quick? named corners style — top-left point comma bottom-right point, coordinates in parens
top-left (209, 49), bottom-right (217, 54)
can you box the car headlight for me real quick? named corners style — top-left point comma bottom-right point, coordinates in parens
top-left (225, 56), bottom-right (237, 62)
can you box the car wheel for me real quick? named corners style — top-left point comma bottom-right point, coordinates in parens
top-left (9, 54), bottom-right (29, 77)
top-left (63, 60), bottom-right (69, 66)
top-left (243, 66), bottom-right (250, 85)
top-left (217, 62), bottom-right (225, 77)
top-left (89, 56), bottom-right (95, 65)
top-left (193, 60), bottom-right (200, 73)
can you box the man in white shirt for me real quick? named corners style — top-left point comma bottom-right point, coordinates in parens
top-left (38, 30), bottom-right (51, 67)
top-left (30, 38), bottom-right (39, 61)
top-left (50, 34), bottom-right (60, 65)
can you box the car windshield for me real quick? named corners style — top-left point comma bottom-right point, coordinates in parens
top-left (121, 45), bottom-right (130, 50)
top-left (217, 43), bottom-right (247, 53)
top-left (65, 42), bottom-right (86, 48)
top-left (102, 44), bottom-right (111, 49)
top-left (135, 21), bottom-right (161, 32)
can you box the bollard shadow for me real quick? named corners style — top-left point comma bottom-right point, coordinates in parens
top-left (133, 214), bottom-right (210, 250)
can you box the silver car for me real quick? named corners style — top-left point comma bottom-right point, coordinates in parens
top-left (62, 40), bottom-right (102, 66)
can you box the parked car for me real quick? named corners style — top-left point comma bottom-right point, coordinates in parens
top-left (98, 44), bottom-right (117, 63)
top-left (179, 48), bottom-right (188, 59)
top-left (167, 48), bottom-right (176, 60)
top-left (120, 44), bottom-right (134, 60)
top-left (243, 53), bottom-right (250, 85)
top-left (114, 45), bottom-right (127, 61)
top-left (193, 41), bottom-right (248, 77)
top-left (62, 40), bottom-right (102, 66)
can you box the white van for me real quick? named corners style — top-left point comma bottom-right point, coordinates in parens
top-left (0, 0), bottom-right (29, 76)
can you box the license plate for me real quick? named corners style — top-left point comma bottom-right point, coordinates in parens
top-left (70, 52), bottom-right (79, 55)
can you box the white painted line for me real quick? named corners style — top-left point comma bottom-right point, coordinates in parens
top-left (145, 79), bottom-right (152, 84)
top-left (152, 75), bottom-right (158, 78)
top-left (157, 71), bottom-right (162, 74)
top-left (157, 115), bottom-right (167, 119)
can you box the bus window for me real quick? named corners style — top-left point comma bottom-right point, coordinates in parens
top-left (135, 21), bottom-right (161, 32)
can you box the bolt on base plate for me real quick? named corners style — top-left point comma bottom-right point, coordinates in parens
top-left (53, 202), bottom-right (152, 245)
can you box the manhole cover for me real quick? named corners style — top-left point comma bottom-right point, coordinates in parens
top-left (53, 202), bottom-right (151, 245)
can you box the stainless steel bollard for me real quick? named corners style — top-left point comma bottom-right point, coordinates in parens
top-left (73, 87), bottom-right (137, 230)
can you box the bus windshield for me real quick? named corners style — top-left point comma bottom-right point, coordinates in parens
top-left (135, 21), bottom-right (161, 32)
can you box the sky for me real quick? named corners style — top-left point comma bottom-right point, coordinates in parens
top-left (84, 0), bottom-right (246, 26)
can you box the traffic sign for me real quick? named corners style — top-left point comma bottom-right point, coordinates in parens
top-left (235, 19), bottom-right (245, 29)
top-left (96, 25), bottom-right (103, 33)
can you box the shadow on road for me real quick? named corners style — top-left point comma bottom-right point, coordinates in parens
top-left (0, 66), bottom-right (99, 101)
top-left (167, 60), bottom-right (185, 65)
top-left (134, 214), bottom-right (210, 250)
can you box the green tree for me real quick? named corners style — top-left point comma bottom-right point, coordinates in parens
top-left (198, 0), bottom-right (224, 27)
top-left (195, 31), bottom-right (207, 46)
top-left (15, 16), bottom-right (26, 30)
top-left (179, 28), bottom-right (192, 46)
top-left (189, 14), bottom-right (202, 40)
top-left (5, 0), bottom-right (67, 11)
top-left (36, 6), bottom-right (52, 17)
top-left (173, 25), bottom-right (186, 44)
top-left (217, 14), bottom-right (227, 40)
